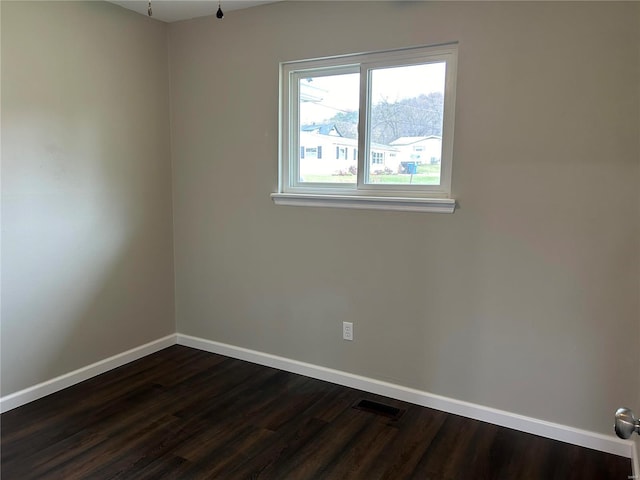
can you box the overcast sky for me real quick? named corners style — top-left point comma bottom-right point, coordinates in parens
top-left (300, 62), bottom-right (445, 124)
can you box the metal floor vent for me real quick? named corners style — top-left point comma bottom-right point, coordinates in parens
top-left (353, 399), bottom-right (405, 420)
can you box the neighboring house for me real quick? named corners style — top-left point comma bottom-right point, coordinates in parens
top-left (301, 123), bottom-right (342, 137)
top-left (389, 136), bottom-right (442, 165)
top-left (299, 130), bottom-right (358, 176)
top-left (369, 141), bottom-right (401, 173)
top-left (299, 126), bottom-right (399, 176)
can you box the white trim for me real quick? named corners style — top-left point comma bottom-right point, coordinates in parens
top-left (2, 332), bottom-right (633, 465)
top-left (177, 333), bottom-right (634, 460)
top-left (271, 193), bottom-right (456, 213)
top-left (0, 334), bottom-right (177, 413)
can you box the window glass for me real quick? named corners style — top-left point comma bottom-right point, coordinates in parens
top-left (366, 63), bottom-right (445, 186)
top-left (298, 73), bottom-right (359, 184)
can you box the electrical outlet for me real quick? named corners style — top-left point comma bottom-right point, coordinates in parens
top-left (343, 322), bottom-right (353, 341)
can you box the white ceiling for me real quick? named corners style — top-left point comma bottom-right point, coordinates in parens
top-left (109, 0), bottom-right (280, 23)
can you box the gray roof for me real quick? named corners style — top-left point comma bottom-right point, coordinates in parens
top-left (301, 124), bottom-right (342, 136)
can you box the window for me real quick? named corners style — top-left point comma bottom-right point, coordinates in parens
top-left (273, 43), bottom-right (458, 213)
top-left (303, 147), bottom-right (321, 159)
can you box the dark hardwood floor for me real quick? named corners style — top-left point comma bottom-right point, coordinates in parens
top-left (1, 345), bottom-right (631, 479)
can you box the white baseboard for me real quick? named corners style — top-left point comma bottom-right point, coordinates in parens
top-left (177, 333), bottom-right (635, 461)
top-left (2, 331), bottom-right (634, 469)
top-left (0, 334), bottom-right (177, 413)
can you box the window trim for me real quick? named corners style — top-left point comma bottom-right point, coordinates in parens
top-left (275, 43), bottom-right (458, 213)
top-left (270, 193), bottom-right (456, 213)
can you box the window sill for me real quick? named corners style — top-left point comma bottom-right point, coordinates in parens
top-left (271, 193), bottom-right (456, 213)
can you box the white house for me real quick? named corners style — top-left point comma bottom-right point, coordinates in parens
top-left (389, 136), bottom-right (442, 166)
top-left (299, 127), bottom-right (399, 177)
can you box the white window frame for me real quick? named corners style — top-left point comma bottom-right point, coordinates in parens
top-left (272, 43), bottom-right (458, 213)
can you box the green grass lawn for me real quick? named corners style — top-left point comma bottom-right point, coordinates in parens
top-left (302, 164), bottom-right (441, 185)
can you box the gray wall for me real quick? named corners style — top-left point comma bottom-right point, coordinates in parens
top-left (169, 1), bottom-right (640, 436)
top-left (1, 0), bottom-right (638, 441)
top-left (1, 1), bottom-right (175, 395)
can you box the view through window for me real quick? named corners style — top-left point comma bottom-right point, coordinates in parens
top-left (280, 43), bottom-right (457, 201)
top-left (297, 63), bottom-right (445, 185)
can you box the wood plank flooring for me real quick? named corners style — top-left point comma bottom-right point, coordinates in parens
top-left (1, 345), bottom-right (631, 479)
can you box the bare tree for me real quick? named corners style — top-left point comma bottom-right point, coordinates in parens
top-left (322, 93), bottom-right (444, 145)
